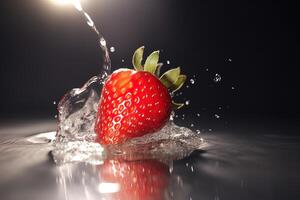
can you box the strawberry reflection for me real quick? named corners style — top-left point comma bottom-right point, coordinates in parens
top-left (98, 159), bottom-right (170, 200)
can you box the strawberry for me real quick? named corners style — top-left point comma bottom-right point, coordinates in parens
top-left (95, 46), bottom-right (186, 144)
top-left (99, 159), bottom-right (169, 200)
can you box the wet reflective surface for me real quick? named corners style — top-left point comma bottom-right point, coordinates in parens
top-left (0, 118), bottom-right (299, 200)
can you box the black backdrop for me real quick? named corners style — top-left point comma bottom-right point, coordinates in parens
top-left (0, 0), bottom-right (299, 119)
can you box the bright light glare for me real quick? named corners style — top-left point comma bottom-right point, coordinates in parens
top-left (51, 0), bottom-right (72, 5)
top-left (51, 0), bottom-right (83, 11)
top-left (98, 183), bottom-right (120, 193)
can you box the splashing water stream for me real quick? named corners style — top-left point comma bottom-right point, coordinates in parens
top-left (53, 0), bottom-right (111, 164)
top-left (50, 0), bottom-right (206, 165)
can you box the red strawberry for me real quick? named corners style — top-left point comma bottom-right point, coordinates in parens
top-left (99, 159), bottom-right (169, 200)
top-left (95, 46), bottom-right (186, 144)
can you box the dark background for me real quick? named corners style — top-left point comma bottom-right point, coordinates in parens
top-left (0, 0), bottom-right (299, 120)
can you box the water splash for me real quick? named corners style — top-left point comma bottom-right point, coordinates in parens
top-left (214, 114), bottom-right (220, 119)
top-left (213, 73), bottom-right (222, 83)
top-left (52, 0), bottom-right (206, 165)
top-left (185, 100), bottom-right (190, 105)
top-left (53, 0), bottom-right (111, 164)
top-left (54, 0), bottom-right (111, 144)
top-left (109, 46), bottom-right (115, 53)
top-left (53, 78), bottom-right (206, 164)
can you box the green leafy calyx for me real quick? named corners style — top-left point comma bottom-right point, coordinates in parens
top-left (132, 46), bottom-right (187, 109)
top-left (132, 46), bottom-right (144, 71)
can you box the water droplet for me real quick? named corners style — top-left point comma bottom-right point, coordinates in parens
top-left (190, 79), bottom-right (195, 84)
top-left (110, 46), bottom-right (115, 53)
top-left (166, 60), bottom-right (170, 65)
top-left (170, 113), bottom-right (174, 121)
top-left (84, 13), bottom-right (94, 27)
top-left (100, 38), bottom-right (106, 46)
top-left (53, 101), bottom-right (56, 105)
top-left (185, 100), bottom-right (190, 105)
top-left (169, 164), bottom-right (173, 173)
top-left (209, 129), bottom-right (212, 132)
top-left (186, 85), bottom-right (190, 88)
top-left (54, 115), bottom-right (58, 119)
top-left (228, 58), bottom-right (232, 62)
top-left (218, 106), bottom-right (222, 110)
top-left (231, 86), bottom-right (235, 90)
top-left (190, 123), bottom-right (194, 127)
top-left (214, 114), bottom-right (220, 119)
top-left (213, 73), bottom-right (222, 83)
top-left (121, 59), bottom-right (124, 62)
top-left (206, 68), bottom-right (209, 71)
top-left (191, 166), bottom-right (194, 172)
top-left (196, 130), bottom-right (201, 134)
top-left (196, 113), bottom-right (200, 117)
